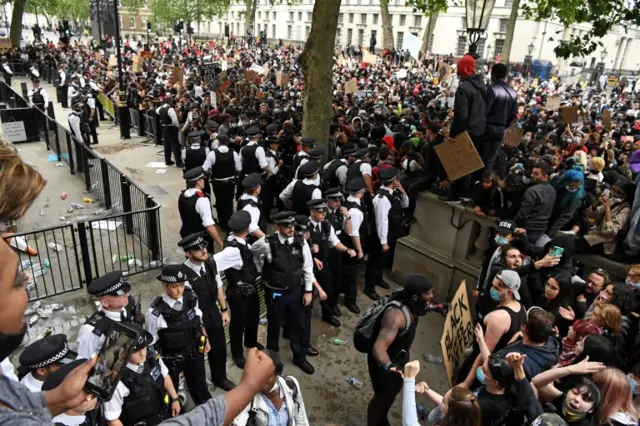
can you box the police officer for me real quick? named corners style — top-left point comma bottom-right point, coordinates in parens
top-left (202, 134), bottom-right (242, 232)
top-left (29, 63), bottom-right (39, 83)
top-left (18, 334), bottom-right (77, 393)
top-left (364, 167), bottom-right (409, 301)
top-left (178, 167), bottom-right (224, 254)
top-left (323, 145), bottom-right (356, 191)
top-left (216, 211), bottom-right (262, 369)
top-left (178, 232), bottom-right (235, 391)
top-left (29, 78), bottom-right (49, 112)
top-left (280, 160), bottom-right (322, 216)
top-left (240, 126), bottom-right (270, 187)
top-left (256, 211), bottom-right (317, 374)
top-left (104, 324), bottom-right (181, 425)
top-left (58, 64), bottom-right (68, 108)
top-left (292, 137), bottom-right (315, 171)
top-left (69, 97), bottom-right (89, 145)
top-left (345, 148), bottom-right (375, 199)
top-left (307, 198), bottom-right (356, 327)
top-left (237, 173), bottom-right (267, 241)
top-left (204, 119), bottom-right (219, 148)
top-left (145, 264), bottom-right (212, 406)
top-left (76, 271), bottom-right (141, 359)
top-left (262, 136), bottom-right (285, 221)
top-left (156, 96), bottom-right (184, 167)
top-left (83, 89), bottom-right (99, 145)
top-left (342, 178), bottom-right (368, 314)
top-left (184, 131), bottom-right (211, 197)
top-left (42, 359), bottom-right (98, 426)
top-left (294, 147), bottom-right (324, 184)
top-left (1, 57), bottom-right (13, 86)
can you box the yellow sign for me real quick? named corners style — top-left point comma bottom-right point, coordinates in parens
top-left (440, 281), bottom-right (474, 387)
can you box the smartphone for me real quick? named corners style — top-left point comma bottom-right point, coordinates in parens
top-left (84, 322), bottom-right (138, 401)
top-left (550, 246), bottom-right (564, 257)
top-left (393, 349), bottom-right (410, 369)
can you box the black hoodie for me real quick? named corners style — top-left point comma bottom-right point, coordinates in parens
top-left (450, 74), bottom-right (487, 139)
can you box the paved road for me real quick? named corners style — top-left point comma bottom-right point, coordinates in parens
top-left (10, 76), bottom-right (452, 426)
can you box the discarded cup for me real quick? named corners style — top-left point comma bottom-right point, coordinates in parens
top-left (328, 338), bottom-right (347, 345)
top-left (47, 243), bottom-right (63, 252)
top-left (70, 203), bottom-right (84, 209)
top-left (60, 192), bottom-right (67, 200)
top-left (347, 377), bottom-right (363, 388)
top-left (424, 354), bottom-right (443, 364)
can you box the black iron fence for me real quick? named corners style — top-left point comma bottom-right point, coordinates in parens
top-left (1, 81), bottom-right (164, 301)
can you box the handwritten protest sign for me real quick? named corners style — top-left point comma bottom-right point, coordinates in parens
top-left (250, 63), bottom-right (266, 74)
top-left (0, 39), bottom-right (11, 50)
top-left (503, 122), bottom-right (524, 147)
top-left (531, 78), bottom-right (539, 88)
top-left (201, 63), bottom-right (216, 85)
top-left (95, 52), bottom-right (102, 61)
top-left (559, 106), bottom-right (578, 124)
top-left (405, 33), bottom-right (421, 61)
top-left (546, 96), bottom-right (561, 110)
top-left (132, 55), bottom-right (142, 73)
top-left (603, 109), bottom-right (612, 130)
top-left (363, 52), bottom-right (378, 65)
top-left (437, 62), bottom-right (451, 83)
top-left (171, 66), bottom-right (184, 87)
top-left (344, 78), bottom-right (357, 94)
top-left (108, 55), bottom-right (117, 68)
top-left (434, 132), bottom-right (484, 181)
top-left (440, 281), bottom-right (474, 387)
top-left (276, 71), bottom-right (290, 87)
top-left (244, 70), bottom-right (257, 82)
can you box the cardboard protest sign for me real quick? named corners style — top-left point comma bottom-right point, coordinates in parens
top-left (546, 96), bottom-right (561, 110)
top-left (434, 132), bottom-right (484, 181)
top-left (503, 122), bottom-right (524, 147)
top-left (108, 55), bottom-right (117, 68)
top-left (395, 69), bottom-right (408, 79)
top-left (405, 33), bottom-right (421, 61)
top-left (201, 63), bottom-right (216, 84)
top-left (132, 55), bottom-right (142, 73)
top-left (559, 106), bottom-right (578, 124)
top-left (532, 78), bottom-right (539, 88)
top-left (276, 71), bottom-right (289, 87)
top-left (95, 52), bottom-right (103, 61)
top-left (437, 62), bottom-right (451, 83)
top-left (221, 60), bottom-right (228, 71)
top-left (344, 78), bottom-right (358, 94)
top-left (440, 281), bottom-right (474, 387)
top-left (603, 109), bottom-right (612, 130)
top-left (244, 70), bottom-right (257, 82)
top-left (141, 50), bottom-right (152, 59)
top-left (0, 38), bottom-right (10, 50)
top-left (171, 66), bottom-right (184, 86)
top-left (363, 52), bottom-right (378, 65)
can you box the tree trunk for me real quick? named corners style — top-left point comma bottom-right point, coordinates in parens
top-left (10, 0), bottom-right (27, 47)
top-left (380, 0), bottom-right (394, 50)
top-left (501, 0), bottom-right (520, 63)
top-left (300, 0), bottom-right (341, 159)
top-left (420, 11), bottom-right (439, 54)
top-left (244, 0), bottom-right (257, 38)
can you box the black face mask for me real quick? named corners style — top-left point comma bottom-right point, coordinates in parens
top-left (408, 296), bottom-right (429, 316)
top-left (0, 323), bottom-right (27, 363)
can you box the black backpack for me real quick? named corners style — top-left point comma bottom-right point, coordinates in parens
top-left (353, 296), bottom-right (411, 353)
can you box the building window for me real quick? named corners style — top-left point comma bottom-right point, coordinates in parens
top-left (272, 24), bottom-right (276, 37)
top-left (141, 17), bottom-right (148, 29)
top-left (273, 12), bottom-right (276, 20)
top-left (289, 11), bottom-right (294, 21)
top-left (258, 11), bottom-right (261, 19)
top-left (128, 16), bottom-right (135, 29)
top-left (360, 14), bottom-right (367, 24)
top-left (336, 28), bottom-right (342, 45)
top-left (305, 26), bottom-right (310, 38)
top-left (118, 15), bottom-right (123, 29)
top-left (140, 0), bottom-right (147, 8)
top-left (397, 31), bottom-right (404, 50)
top-left (349, 13), bottom-right (354, 23)
top-left (414, 15), bottom-right (422, 27)
top-left (399, 14), bottom-right (406, 25)
top-left (338, 13), bottom-right (343, 23)
top-left (347, 28), bottom-right (353, 45)
top-left (371, 29), bottom-right (377, 42)
top-left (373, 14), bottom-right (379, 24)
top-left (428, 34), bottom-right (434, 51)
top-left (505, 0), bottom-right (513, 6)
top-left (287, 25), bottom-right (292, 39)
top-left (358, 29), bottom-right (364, 45)
top-left (477, 38), bottom-right (486, 57)
top-left (307, 12), bottom-right (312, 21)
top-left (499, 18), bottom-right (507, 32)
top-left (298, 11), bottom-right (302, 21)
top-left (456, 35), bottom-right (467, 56)
top-left (494, 39), bottom-right (505, 56)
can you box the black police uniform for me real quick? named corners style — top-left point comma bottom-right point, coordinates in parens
top-left (291, 161), bottom-right (321, 216)
top-left (149, 266), bottom-right (211, 406)
top-left (237, 173), bottom-right (267, 241)
top-left (224, 212), bottom-right (260, 368)
top-left (324, 191), bottom-right (352, 314)
top-left (307, 202), bottom-right (337, 324)
top-left (322, 159), bottom-right (348, 192)
top-left (262, 143), bottom-right (286, 219)
top-left (158, 103), bottom-right (183, 167)
top-left (42, 359), bottom-right (97, 426)
top-left (184, 136), bottom-right (210, 197)
top-left (342, 180), bottom-right (369, 308)
top-left (261, 215), bottom-right (308, 364)
top-left (210, 139), bottom-right (237, 231)
top-left (178, 167), bottom-right (215, 254)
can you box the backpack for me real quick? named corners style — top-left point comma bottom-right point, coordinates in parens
top-left (353, 296), bottom-right (412, 353)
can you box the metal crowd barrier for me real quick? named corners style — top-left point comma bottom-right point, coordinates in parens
top-left (3, 82), bottom-right (164, 301)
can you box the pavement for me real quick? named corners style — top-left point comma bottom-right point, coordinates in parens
top-left (5, 76), bottom-right (452, 425)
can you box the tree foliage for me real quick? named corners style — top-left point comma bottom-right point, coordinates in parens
top-left (405, 0), bottom-right (457, 17)
top-left (151, 0), bottom-right (230, 26)
top-left (25, 0), bottom-right (90, 22)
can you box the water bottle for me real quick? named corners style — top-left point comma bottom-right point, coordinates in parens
top-left (424, 354), bottom-right (443, 364)
top-left (417, 403), bottom-right (426, 420)
top-left (347, 377), bottom-right (362, 388)
top-left (70, 203), bottom-right (84, 209)
top-left (328, 338), bottom-right (347, 345)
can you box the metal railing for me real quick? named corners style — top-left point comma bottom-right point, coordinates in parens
top-left (1, 81), bottom-right (164, 301)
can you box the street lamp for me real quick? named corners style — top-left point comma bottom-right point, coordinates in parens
top-left (113, 0), bottom-right (130, 139)
top-left (464, 0), bottom-right (496, 56)
top-left (600, 48), bottom-right (608, 61)
top-left (527, 42), bottom-right (534, 55)
top-left (486, 43), bottom-right (491, 60)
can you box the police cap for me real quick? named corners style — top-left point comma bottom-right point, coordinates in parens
top-left (307, 147), bottom-right (324, 160)
top-left (177, 231), bottom-right (208, 252)
top-left (88, 271), bottom-right (131, 297)
top-left (378, 166), bottom-right (399, 183)
top-left (245, 126), bottom-right (261, 137)
top-left (324, 188), bottom-right (344, 200)
top-left (346, 177), bottom-right (365, 193)
top-left (228, 210), bottom-right (252, 232)
top-left (307, 198), bottom-right (328, 211)
top-left (299, 160), bottom-right (319, 177)
top-left (241, 173), bottom-right (262, 190)
top-left (156, 264), bottom-right (196, 284)
top-left (272, 211), bottom-right (296, 225)
top-left (301, 137), bottom-right (315, 147)
top-left (183, 166), bottom-right (206, 182)
top-left (19, 334), bottom-right (77, 370)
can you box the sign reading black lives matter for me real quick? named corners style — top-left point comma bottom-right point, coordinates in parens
top-left (201, 63), bottom-right (216, 85)
top-left (440, 281), bottom-right (474, 386)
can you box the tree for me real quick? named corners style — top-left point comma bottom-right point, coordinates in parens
top-left (522, 0), bottom-right (640, 58)
top-left (300, 0), bottom-right (341, 156)
top-left (151, 0), bottom-right (228, 28)
top-left (405, 0), bottom-right (451, 55)
top-left (420, 10), bottom-right (438, 54)
top-left (379, 0), bottom-right (394, 49)
top-left (243, 0), bottom-right (257, 37)
top-left (9, 0), bottom-right (27, 47)
top-left (501, 0), bottom-right (520, 62)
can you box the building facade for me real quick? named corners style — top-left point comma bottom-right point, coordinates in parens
top-left (206, 0), bottom-right (639, 70)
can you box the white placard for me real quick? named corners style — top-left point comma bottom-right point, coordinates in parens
top-left (2, 121), bottom-right (27, 142)
top-left (250, 63), bottom-right (266, 74)
top-left (396, 69), bottom-right (408, 79)
top-left (405, 33), bottom-right (421, 61)
top-left (210, 91), bottom-right (217, 108)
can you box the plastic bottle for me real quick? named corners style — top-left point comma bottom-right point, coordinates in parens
top-left (346, 377), bottom-right (363, 388)
top-left (328, 338), bottom-right (347, 345)
top-left (417, 403), bottom-right (426, 420)
top-left (70, 203), bottom-right (84, 209)
top-left (424, 354), bottom-right (443, 364)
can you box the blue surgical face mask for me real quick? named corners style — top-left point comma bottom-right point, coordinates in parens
top-left (494, 235), bottom-right (509, 246)
top-left (566, 186), bottom-right (578, 193)
top-left (476, 366), bottom-right (486, 384)
top-left (627, 375), bottom-right (638, 396)
top-left (522, 176), bottom-right (531, 185)
top-left (490, 287), bottom-right (502, 302)
top-left (626, 277), bottom-right (640, 290)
